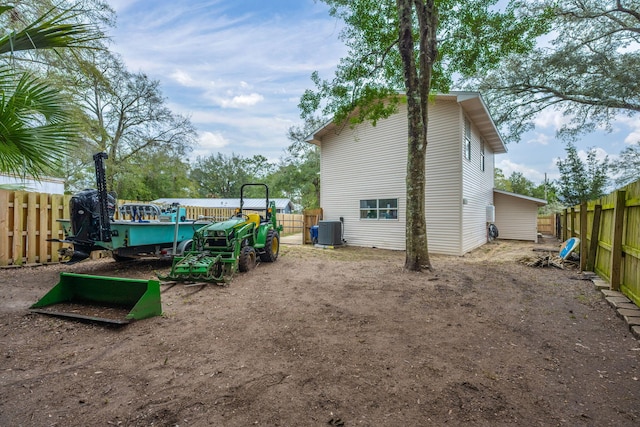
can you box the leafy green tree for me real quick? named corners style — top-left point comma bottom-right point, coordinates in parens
top-left (268, 119), bottom-right (322, 209)
top-left (508, 171), bottom-right (535, 196)
top-left (611, 141), bottom-right (640, 188)
top-left (556, 143), bottom-right (609, 206)
top-left (113, 150), bottom-right (195, 201)
top-left (532, 180), bottom-right (557, 203)
top-left (190, 153), bottom-right (254, 198)
top-left (476, 0), bottom-right (640, 142)
top-left (0, 4), bottom-right (99, 180)
top-left (300, 0), bottom-right (547, 271)
top-left (494, 168), bottom-right (511, 191)
top-left (59, 53), bottom-right (197, 193)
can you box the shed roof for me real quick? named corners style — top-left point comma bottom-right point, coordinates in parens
top-left (306, 91), bottom-right (507, 154)
top-left (493, 189), bottom-right (547, 206)
top-left (152, 198), bottom-right (294, 211)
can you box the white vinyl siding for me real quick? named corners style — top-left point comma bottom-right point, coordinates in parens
top-left (424, 99), bottom-right (464, 255)
top-left (319, 107), bottom-right (407, 250)
top-left (494, 192), bottom-right (540, 242)
top-left (313, 92), bottom-right (508, 256)
top-left (461, 112), bottom-right (496, 253)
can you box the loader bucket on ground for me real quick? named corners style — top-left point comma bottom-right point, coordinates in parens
top-left (30, 272), bottom-right (162, 325)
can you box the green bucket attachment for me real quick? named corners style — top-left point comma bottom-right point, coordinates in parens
top-left (30, 272), bottom-right (162, 325)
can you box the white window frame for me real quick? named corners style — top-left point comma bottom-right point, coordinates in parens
top-left (360, 198), bottom-right (398, 220)
top-left (464, 118), bottom-right (472, 161)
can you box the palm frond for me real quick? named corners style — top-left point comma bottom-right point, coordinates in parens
top-left (0, 67), bottom-right (77, 178)
top-left (0, 5), bottom-right (99, 55)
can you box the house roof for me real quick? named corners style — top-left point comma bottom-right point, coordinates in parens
top-left (493, 189), bottom-right (547, 206)
top-left (305, 91), bottom-right (507, 154)
top-left (152, 198), bottom-right (294, 211)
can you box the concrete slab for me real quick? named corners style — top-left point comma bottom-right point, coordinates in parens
top-left (631, 326), bottom-right (640, 339)
top-left (616, 302), bottom-right (640, 311)
top-left (592, 280), bottom-right (609, 290)
top-left (617, 308), bottom-right (640, 318)
top-left (606, 296), bottom-right (632, 308)
top-left (625, 316), bottom-right (640, 327)
top-left (602, 289), bottom-right (625, 298)
top-left (280, 233), bottom-right (303, 245)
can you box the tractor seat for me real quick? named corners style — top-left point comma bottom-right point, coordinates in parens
top-left (246, 213), bottom-right (261, 227)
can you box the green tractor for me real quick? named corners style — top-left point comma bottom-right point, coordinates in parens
top-left (160, 184), bottom-right (283, 283)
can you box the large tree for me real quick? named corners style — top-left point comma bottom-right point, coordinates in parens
top-left (271, 118), bottom-right (323, 209)
top-left (476, 0), bottom-right (640, 142)
top-left (190, 153), bottom-right (265, 198)
top-left (556, 142), bottom-right (609, 206)
top-left (60, 53), bottom-right (197, 194)
top-left (0, 4), bottom-right (100, 179)
top-left (611, 141), bottom-right (640, 187)
top-left (299, 0), bottom-right (547, 271)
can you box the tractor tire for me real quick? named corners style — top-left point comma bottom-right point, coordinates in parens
top-left (260, 229), bottom-right (279, 262)
top-left (238, 246), bottom-right (256, 272)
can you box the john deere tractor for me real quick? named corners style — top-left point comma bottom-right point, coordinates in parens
top-left (160, 184), bottom-right (282, 283)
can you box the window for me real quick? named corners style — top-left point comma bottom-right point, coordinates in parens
top-left (480, 139), bottom-right (485, 171)
top-left (464, 118), bottom-right (471, 161)
top-left (360, 198), bottom-right (398, 220)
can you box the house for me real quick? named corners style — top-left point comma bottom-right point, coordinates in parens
top-left (306, 91), bottom-right (545, 255)
top-left (152, 198), bottom-right (295, 214)
top-left (0, 173), bottom-right (64, 194)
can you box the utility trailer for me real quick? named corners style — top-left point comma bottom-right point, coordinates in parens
top-left (51, 153), bottom-right (208, 263)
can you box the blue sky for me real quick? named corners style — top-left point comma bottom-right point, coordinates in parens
top-left (107, 0), bottom-right (637, 186)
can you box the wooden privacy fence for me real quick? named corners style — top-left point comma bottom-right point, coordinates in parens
top-left (0, 190), bottom-right (302, 266)
top-left (536, 214), bottom-right (555, 235)
top-left (560, 180), bottom-right (640, 306)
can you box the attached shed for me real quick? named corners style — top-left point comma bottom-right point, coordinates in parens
top-left (493, 189), bottom-right (547, 242)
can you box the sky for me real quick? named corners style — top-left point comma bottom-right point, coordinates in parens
top-left (106, 0), bottom-right (637, 187)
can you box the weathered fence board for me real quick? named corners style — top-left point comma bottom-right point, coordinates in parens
top-left (561, 180), bottom-right (640, 306)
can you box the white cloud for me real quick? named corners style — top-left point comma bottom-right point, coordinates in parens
top-left (523, 131), bottom-right (552, 146)
top-left (532, 108), bottom-right (573, 131)
top-left (218, 93), bottom-right (264, 108)
top-left (193, 131), bottom-right (229, 159)
top-left (613, 116), bottom-right (640, 144)
top-left (170, 70), bottom-right (199, 87)
top-left (497, 158), bottom-right (549, 183)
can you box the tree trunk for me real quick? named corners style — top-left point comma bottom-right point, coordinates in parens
top-left (397, 0), bottom-right (436, 271)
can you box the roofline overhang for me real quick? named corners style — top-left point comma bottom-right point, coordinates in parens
top-left (304, 92), bottom-right (507, 154)
top-left (493, 189), bottom-right (547, 206)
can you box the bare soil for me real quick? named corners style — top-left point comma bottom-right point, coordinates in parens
top-left (1, 238), bottom-right (638, 426)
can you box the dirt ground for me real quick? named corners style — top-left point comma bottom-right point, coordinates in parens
top-left (1, 237), bottom-right (639, 426)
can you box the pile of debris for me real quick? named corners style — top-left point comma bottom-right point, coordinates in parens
top-left (518, 248), bottom-right (580, 270)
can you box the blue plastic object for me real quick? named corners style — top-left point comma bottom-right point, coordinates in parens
top-left (310, 225), bottom-right (319, 243)
top-left (559, 237), bottom-right (580, 260)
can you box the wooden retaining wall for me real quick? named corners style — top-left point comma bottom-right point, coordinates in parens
top-left (560, 180), bottom-right (640, 306)
top-left (0, 190), bottom-right (302, 266)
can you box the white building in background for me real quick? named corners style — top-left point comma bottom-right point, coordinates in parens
top-left (0, 174), bottom-right (65, 194)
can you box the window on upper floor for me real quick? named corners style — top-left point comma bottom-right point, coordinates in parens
top-left (480, 139), bottom-right (486, 171)
top-left (360, 198), bottom-right (398, 220)
top-left (464, 117), bottom-right (471, 161)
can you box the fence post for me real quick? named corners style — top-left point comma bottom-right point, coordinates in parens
top-left (610, 190), bottom-right (626, 291)
top-left (586, 204), bottom-right (602, 273)
top-left (579, 202), bottom-right (588, 271)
